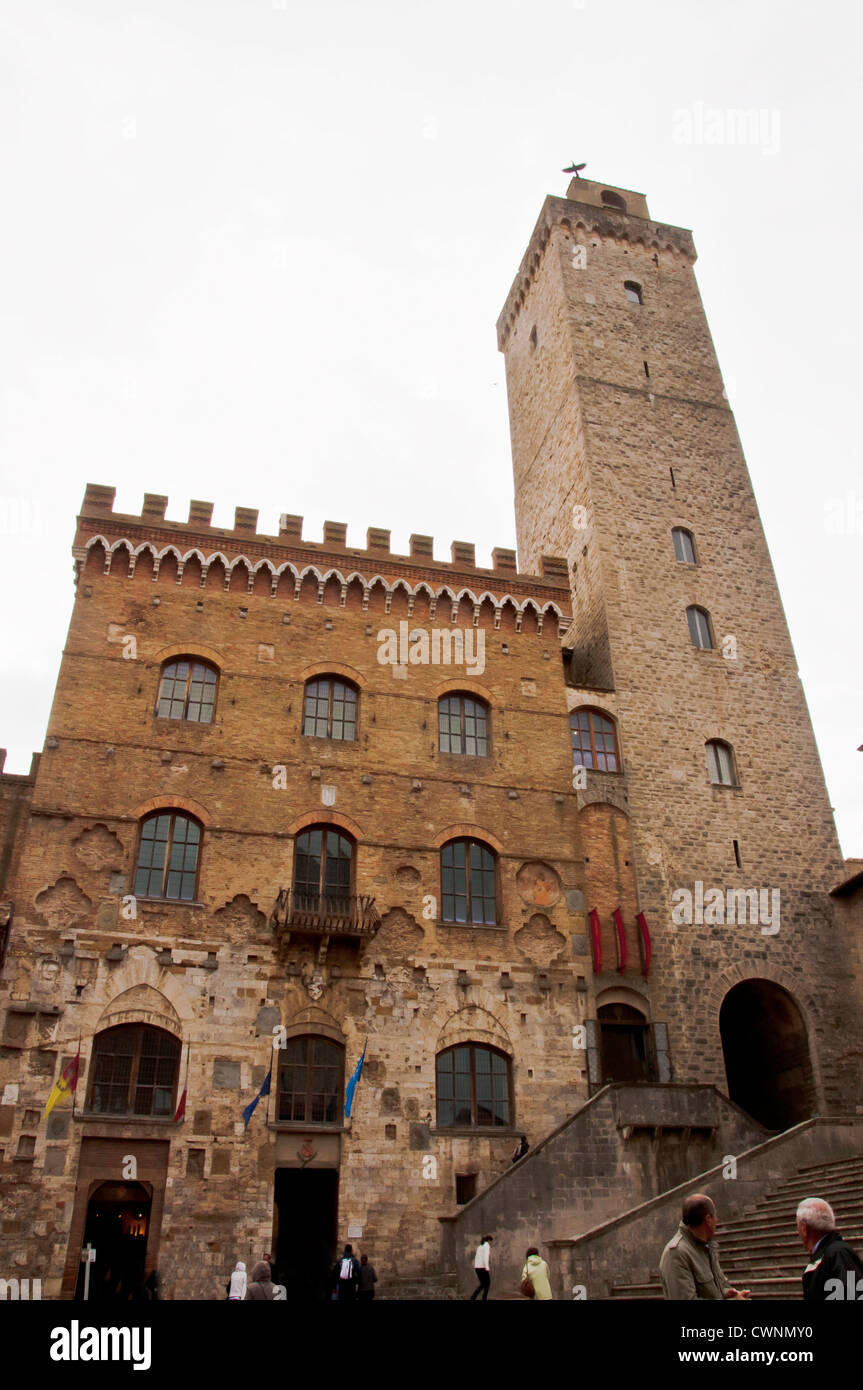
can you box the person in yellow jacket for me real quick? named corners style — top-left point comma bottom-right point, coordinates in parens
top-left (522, 1246), bottom-right (553, 1300)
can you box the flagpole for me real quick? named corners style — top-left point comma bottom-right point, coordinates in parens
top-left (184, 1040), bottom-right (190, 1110)
top-left (267, 1045), bottom-right (274, 1127)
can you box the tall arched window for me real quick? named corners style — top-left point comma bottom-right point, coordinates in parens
top-left (133, 812), bottom-right (201, 901)
top-left (156, 659), bottom-right (218, 723)
top-left (276, 1036), bottom-right (344, 1124)
top-left (303, 678), bottom-right (358, 741)
top-left (293, 827), bottom-right (354, 910)
top-left (686, 605), bottom-right (714, 649)
top-left (672, 528), bottom-right (697, 564)
top-left (440, 839), bottom-right (498, 925)
top-left (438, 694), bottom-right (489, 756)
top-left (87, 1024), bottom-right (181, 1117)
top-left (706, 740), bottom-right (738, 787)
top-left (570, 708), bottom-right (620, 773)
top-left (436, 1044), bottom-right (512, 1128)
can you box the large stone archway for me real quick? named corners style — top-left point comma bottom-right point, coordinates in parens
top-left (719, 978), bottom-right (816, 1130)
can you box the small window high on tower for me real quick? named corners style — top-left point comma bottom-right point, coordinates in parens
top-left (624, 281), bottom-right (642, 305)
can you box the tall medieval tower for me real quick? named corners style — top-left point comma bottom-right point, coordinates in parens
top-left (498, 176), bottom-right (859, 1120)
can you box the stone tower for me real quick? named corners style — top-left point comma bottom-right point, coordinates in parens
top-left (497, 176), bottom-right (860, 1120)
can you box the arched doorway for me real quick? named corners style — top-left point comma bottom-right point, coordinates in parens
top-left (598, 1002), bottom-right (655, 1084)
top-left (719, 980), bottom-right (816, 1130)
top-left (74, 1180), bottom-right (152, 1301)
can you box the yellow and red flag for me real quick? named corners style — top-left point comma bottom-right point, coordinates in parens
top-left (43, 1040), bottom-right (81, 1118)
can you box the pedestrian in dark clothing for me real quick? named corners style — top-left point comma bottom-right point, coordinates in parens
top-left (511, 1135), bottom-right (529, 1164)
top-left (144, 1269), bottom-right (159, 1301)
top-left (244, 1260), bottom-right (277, 1300)
top-left (358, 1253), bottom-right (377, 1300)
top-left (332, 1244), bottom-right (360, 1300)
top-left (469, 1236), bottom-right (493, 1300)
top-left (797, 1198), bottom-right (863, 1300)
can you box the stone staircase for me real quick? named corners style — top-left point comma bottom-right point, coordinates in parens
top-left (381, 1274), bottom-right (460, 1300)
top-left (609, 1153), bottom-right (863, 1299)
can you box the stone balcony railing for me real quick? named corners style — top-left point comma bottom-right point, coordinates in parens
top-left (271, 888), bottom-right (380, 962)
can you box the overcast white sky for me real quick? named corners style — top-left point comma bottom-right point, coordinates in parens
top-left (0, 0), bottom-right (859, 859)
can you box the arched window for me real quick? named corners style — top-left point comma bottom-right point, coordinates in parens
top-left (87, 1024), bottom-right (181, 1117)
top-left (133, 812), bottom-right (201, 901)
top-left (624, 280), bottom-right (642, 304)
top-left (440, 839), bottom-right (498, 924)
top-left (156, 659), bottom-right (218, 723)
top-left (686, 606), bottom-right (714, 649)
top-left (276, 1036), bottom-right (344, 1124)
top-left (601, 190), bottom-right (627, 212)
top-left (570, 708), bottom-right (620, 773)
top-left (706, 740), bottom-right (738, 787)
top-left (293, 827), bottom-right (354, 910)
top-left (672, 528), bottom-right (697, 564)
top-left (438, 694), bottom-right (489, 756)
top-left (436, 1044), bottom-right (512, 1128)
top-left (303, 678), bottom-right (358, 741)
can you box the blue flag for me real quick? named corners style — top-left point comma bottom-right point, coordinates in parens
top-left (243, 1062), bottom-right (272, 1130)
top-left (344, 1039), bottom-right (368, 1118)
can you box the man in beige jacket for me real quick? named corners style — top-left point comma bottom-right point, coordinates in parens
top-left (659, 1194), bottom-right (750, 1300)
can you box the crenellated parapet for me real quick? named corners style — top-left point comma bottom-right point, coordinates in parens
top-left (74, 485), bottom-right (573, 635)
top-left (496, 192), bottom-right (697, 349)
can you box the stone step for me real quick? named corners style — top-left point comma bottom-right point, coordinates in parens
top-left (794, 1158), bottom-right (863, 1177)
top-left (610, 1277), bottom-right (804, 1300)
top-left (721, 1212), bottom-right (863, 1235)
top-left (718, 1212), bottom-right (863, 1238)
top-left (758, 1179), bottom-right (863, 1203)
top-left (725, 1212), bottom-right (863, 1232)
top-left (756, 1190), bottom-right (863, 1211)
top-left (718, 1230), bottom-right (863, 1256)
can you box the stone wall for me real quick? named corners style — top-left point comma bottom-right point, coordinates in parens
top-left (443, 1082), bottom-right (766, 1296)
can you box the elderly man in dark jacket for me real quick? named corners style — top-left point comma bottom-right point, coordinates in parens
top-left (243, 1260), bottom-right (277, 1301)
top-left (797, 1198), bottom-right (863, 1301)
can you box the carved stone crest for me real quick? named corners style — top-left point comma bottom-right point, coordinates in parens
top-left (302, 966), bottom-right (325, 1001)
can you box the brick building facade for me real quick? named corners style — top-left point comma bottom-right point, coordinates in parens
top-left (0, 177), bottom-right (859, 1301)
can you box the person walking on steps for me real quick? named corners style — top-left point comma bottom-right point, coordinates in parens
top-left (470, 1236), bottom-right (493, 1300)
top-left (521, 1246), bottom-right (553, 1300)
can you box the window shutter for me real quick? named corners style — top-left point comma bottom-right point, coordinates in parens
top-left (585, 1019), bottom-right (602, 1093)
top-left (652, 1022), bottom-right (671, 1082)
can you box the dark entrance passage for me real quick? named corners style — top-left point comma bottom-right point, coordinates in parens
top-left (720, 979), bottom-right (815, 1130)
top-left (74, 1180), bottom-right (152, 1301)
top-left (598, 1003), bottom-right (655, 1084)
top-left (273, 1168), bottom-right (338, 1302)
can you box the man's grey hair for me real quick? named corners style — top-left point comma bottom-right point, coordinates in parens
top-left (796, 1197), bottom-right (835, 1232)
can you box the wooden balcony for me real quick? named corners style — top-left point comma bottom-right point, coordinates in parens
top-left (271, 888), bottom-right (380, 962)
